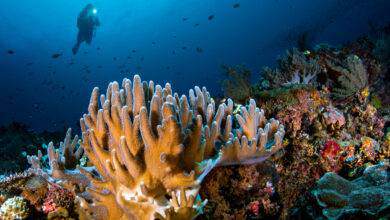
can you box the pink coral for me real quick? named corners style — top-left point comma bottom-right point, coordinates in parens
top-left (323, 106), bottom-right (345, 127)
top-left (42, 183), bottom-right (74, 214)
top-left (247, 181), bottom-right (279, 217)
top-left (248, 201), bottom-right (260, 216)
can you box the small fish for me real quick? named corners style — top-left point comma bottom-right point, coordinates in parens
top-left (194, 23), bottom-right (200, 27)
top-left (7, 50), bottom-right (14, 54)
top-left (113, 57), bottom-right (117, 61)
top-left (182, 46), bottom-right (187, 50)
top-left (132, 49), bottom-right (137, 53)
top-left (152, 41), bottom-right (156, 45)
top-left (182, 17), bottom-right (188, 21)
top-left (208, 15), bottom-right (215, 21)
top-left (51, 53), bottom-right (62, 58)
top-left (97, 47), bottom-right (101, 50)
top-left (233, 3), bottom-right (240, 8)
top-left (196, 47), bottom-right (203, 53)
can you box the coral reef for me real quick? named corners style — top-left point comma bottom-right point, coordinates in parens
top-left (313, 162), bottom-right (389, 219)
top-left (202, 29), bottom-right (389, 219)
top-left (1, 25), bottom-right (389, 220)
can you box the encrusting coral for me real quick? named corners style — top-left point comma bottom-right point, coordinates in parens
top-left (0, 196), bottom-right (30, 220)
top-left (77, 75), bottom-right (285, 219)
top-left (313, 162), bottom-right (389, 219)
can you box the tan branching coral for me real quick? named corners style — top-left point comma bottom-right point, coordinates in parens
top-left (220, 99), bottom-right (285, 165)
top-left (79, 75), bottom-right (285, 219)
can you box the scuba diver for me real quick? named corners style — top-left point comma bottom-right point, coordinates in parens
top-left (72, 4), bottom-right (100, 55)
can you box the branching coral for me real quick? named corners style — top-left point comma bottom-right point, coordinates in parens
top-left (220, 99), bottom-right (285, 165)
top-left (78, 75), bottom-right (285, 219)
top-left (262, 48), bottom-right (322, 88)
top-left (26, 128), bottom-right (88, 191)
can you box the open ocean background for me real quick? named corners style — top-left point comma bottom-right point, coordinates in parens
top-left (1, 0), bottom-right (389, 131)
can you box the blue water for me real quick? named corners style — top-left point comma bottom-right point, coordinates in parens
top-left (1, 0), bottom-right (389, 131)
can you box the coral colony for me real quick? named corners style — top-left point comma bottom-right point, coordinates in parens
top-left (1, 34), bottom-right (390, 219)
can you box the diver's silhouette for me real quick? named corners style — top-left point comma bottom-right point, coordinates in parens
top-left (72, 4), bottom-right (100, 55)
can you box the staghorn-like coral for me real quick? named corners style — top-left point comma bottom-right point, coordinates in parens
top-left (78, 75), bottom-right (285, 219)
top-left (27, 128), bottom-right (88, 192)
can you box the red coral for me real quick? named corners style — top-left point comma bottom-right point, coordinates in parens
top-left (248, 201), bottom-right (260, 216)
top-left (320, 140), bottom-right (344, 172)
top-left (321, 140), bottom-right (341, 159)
top-left (42, 183), bottom-right (74, 214)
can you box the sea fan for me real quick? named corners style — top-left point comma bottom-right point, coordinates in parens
top-left (331, 55), bottom-right (369, 100)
